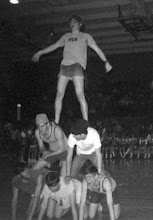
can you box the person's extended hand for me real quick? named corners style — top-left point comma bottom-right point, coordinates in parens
top-left (32, 51), bottom-right (41, 62)
top-left (64, 176), bottom-right (71, 185)
top-left (105, 61), bottom-right (112, 73)
top-left (42, 151), bottom-right (50, 160)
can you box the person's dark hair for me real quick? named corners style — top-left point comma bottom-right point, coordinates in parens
top-left (45, 171), bottom-right (60, 187)
top-left (84, 165), bottom-right (98, 175)
top-left (71, 119), bottom-right (90, 135)
top-left (69, 15), bottom-right (85, 32)
top-left (14, 161), bottom-right (28, 175)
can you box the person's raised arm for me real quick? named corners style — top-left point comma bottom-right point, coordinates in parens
top-left (32, 42), bottom-right (60, 62)
top-left (26, 175), bottom-right (44, 220)
top-left (11, 186), bottom-right (19, 220)
top-left (79, 180), bottom-right (87, 220)
top-left (103, 178), bottom-right (115, 220)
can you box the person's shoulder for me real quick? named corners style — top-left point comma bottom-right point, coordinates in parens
top-left (88, 127), bottom-right (99, 134)
top-left (54, 123), bottom-right (63, 132)
top-left (103, 176), bottom-right (112, 190)
top-left (35, 129), bottom-right (39, 138)
top-left (54, 123), bottom-right (66, 137)
top-left (68, 133), bottom-right (75, 140)
top-left (12, 175), bottom-right (21, 186)
top-left (62, 32), bottom-right (71, 38)
top-left (82, 32), bottom-right (93, 38)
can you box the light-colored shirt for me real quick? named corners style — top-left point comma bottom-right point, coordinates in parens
top-left (40, 177), bottom-right (81, 209)
top-left (67, 127), bottom-right (101, 155)
top-left (57, 32), bottom-right (96, 69)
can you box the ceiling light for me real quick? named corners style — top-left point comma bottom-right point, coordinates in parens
top-left (9, 0), bottom-right (19, 4)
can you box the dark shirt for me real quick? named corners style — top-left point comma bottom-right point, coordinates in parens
top-left (12, 169), bottom-right (42, 195)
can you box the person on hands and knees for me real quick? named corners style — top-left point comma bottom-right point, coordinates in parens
top-left (37, 171), bottom-right (81, 220)
top-left (32, 15), bottom-right (112, 124)
top-left (79, 165), bottom-right (121, 220)
top-left (11, 161), bottom-right (49, 220)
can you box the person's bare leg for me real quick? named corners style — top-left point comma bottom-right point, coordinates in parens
top-left (60, 160), bottom-right (67, 176)
top-left (32, 159), bottom-right (50, 170)
top-left (55, 76), bottom-right (69, 124)
top-left (72, 76), bottom-right (88, 121)
top-left (114, 204), bottom-right (121, 219)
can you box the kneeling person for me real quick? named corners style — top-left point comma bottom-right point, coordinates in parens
top-left (38, 171), bottom-right (81, 220)
top-left (35, 114), bottom-right (67, 176)
top-left (79, 165), bottom-right (121, 220)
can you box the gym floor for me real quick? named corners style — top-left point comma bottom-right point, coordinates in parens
top-left (0, 157), bottom-right (153, 220)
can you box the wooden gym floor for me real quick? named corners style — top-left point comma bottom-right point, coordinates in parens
top-left (0, 158), bottom-right (153, 220)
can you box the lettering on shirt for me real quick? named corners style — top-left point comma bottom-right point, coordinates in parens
top-left (68, 37), bottom-right (77, 42)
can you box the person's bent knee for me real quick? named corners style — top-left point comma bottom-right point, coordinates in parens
top-left (76, 91), bottom-right (85, 100)
top-left (56, 91), bottom-right (65, 100)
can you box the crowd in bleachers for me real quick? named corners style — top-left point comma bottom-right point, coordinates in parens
top-left (91, 117), bottom-right (153, 159)
top-left (0, 121), bottom-right (39, 166)
top-left (0, 114), bottom-right (153, 164)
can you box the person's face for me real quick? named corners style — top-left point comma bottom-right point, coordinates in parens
top-left (28, 129), bottom-right (32, 135)
top-left (49, 183), bottom-right (60, 193)
top-left (20, 168), bottom-right (31, 181)
top-left (85, 173), bottom-right (96, 184)
top-left (70, 19), bottom-right (81, 31)
top-left (37, 123), bottom-right (48, 135)
top-left (73, 134), bottom-right (86, 141)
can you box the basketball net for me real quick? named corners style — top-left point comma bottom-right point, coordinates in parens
top-left (126, 0), bottom-right (146, 17)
